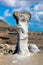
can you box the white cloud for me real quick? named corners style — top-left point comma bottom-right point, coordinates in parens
top-left (0, 0), bottom-right (28, 7)
top-left (0, 0), bottom-right (43, 7)
top-left (0, 16), bottom-right (5, 21)
top-left (35, 12), bottom-right (43, 22)
top-left (13, 7), bottom-right (30, 12)
top-left (35, 12), bottom-right (41, 22)
top-left (34, 4), bottom-right (43, 11)
top-left (25, 7), bottom-right (30, 11)
top-left (0, 16), bottom-right (3, 20)
top-left (4, 0), bottom-right (16, 7)
top-left (0, 9), bottom-right (12, 21)
top-left (4, 9), bottom-right (12, 17)
top-left (31, 3), bottom-right (43, 22)
top-left (0, 0), bottom-right (16, 7)
top-left (13, 8), bottom-right (23, 12)
top-left (38, 12), bottom-right (43, 15)
top-left (19, 1), bottom-right (27, 7)
top-left (34, 4), bottom-right (40, 11)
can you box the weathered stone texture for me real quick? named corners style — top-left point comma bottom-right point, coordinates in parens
top-left (0, 20), bottom-right (19, 54)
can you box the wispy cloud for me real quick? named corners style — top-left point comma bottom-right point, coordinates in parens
top-left (0, 0), bottom-right (43, 7)
top-left (0, 0), bottom-right (29, 7)
top-left (35, 12), bottom-right (41, 22)
top-left (4, 9), bottom-right (12, 17)
top-left (0, 0), bottom-right (16, 7)
top-left (34, 4), bottom-right (40, 11)
top-left (34, 4), bottom-right (43, 11)
top-left (0, 16), bottom-right (3, 20)
top-left (31, 3), bottom-right (43, 22)
top-left (0, 16), bottom-right (5, 21)
top-left (13, 7), bottom-right (30, 12)
top-left (0, 9), bottom-right (12, 22)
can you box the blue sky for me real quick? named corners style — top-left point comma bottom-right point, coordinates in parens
top-left (0, 0), bottom-right (43, 32)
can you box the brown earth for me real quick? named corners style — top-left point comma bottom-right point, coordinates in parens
top-left (0, 20), bottom-right (19, 54)
top-left (28, 32), bottom-right (43, 50)
top-left (0, 51), bottom-right (43, 65)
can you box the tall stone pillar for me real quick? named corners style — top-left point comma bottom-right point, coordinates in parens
top-left (13, 12), bottom-right (31, 56)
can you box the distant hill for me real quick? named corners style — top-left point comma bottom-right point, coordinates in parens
top-left (0, 20), bottom-right (11, 28)
top-left (28, 32), bottom-right (43, 50)
top-left (0, 20), bottom-right (19, 54)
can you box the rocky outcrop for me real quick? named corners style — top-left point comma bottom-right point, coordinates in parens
top-left (13, 12), bottom-right (31, 24)
top-left (13, 12), bottom-right (31, 56)
top-left (0, 20), bottom-right (19, 54)
top-left (13, 12), bottom-right (40, 55)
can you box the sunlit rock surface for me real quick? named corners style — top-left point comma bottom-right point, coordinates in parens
top-left (13, 12), bottom-right (31, 56)
top-left (13, 12), bottom-right (40, 56)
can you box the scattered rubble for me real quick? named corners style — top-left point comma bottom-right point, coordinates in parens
top-left (0, 20), bottom-right (19, 54)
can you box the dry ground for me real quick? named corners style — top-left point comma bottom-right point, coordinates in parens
top-left (0, 51), bottom-right (43, 65)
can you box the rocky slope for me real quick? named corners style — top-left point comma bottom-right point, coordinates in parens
top-left (0, 20), bottom-right (19, 54)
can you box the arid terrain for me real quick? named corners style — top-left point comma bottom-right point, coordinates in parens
top-left (0, 51), bottom-right (43, 65)
top-left (0, 19), bottom-right (43, 65)
top-left (28, 32), bottom-right (43, 50)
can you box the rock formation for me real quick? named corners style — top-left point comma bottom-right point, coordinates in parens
top-left (13, 12), bottom-right (31, 56)
top-left (13, 12), bottom-right (39, 56)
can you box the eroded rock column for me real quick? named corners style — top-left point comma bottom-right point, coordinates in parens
top-left (13, 12), bottom-right (31, 56)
